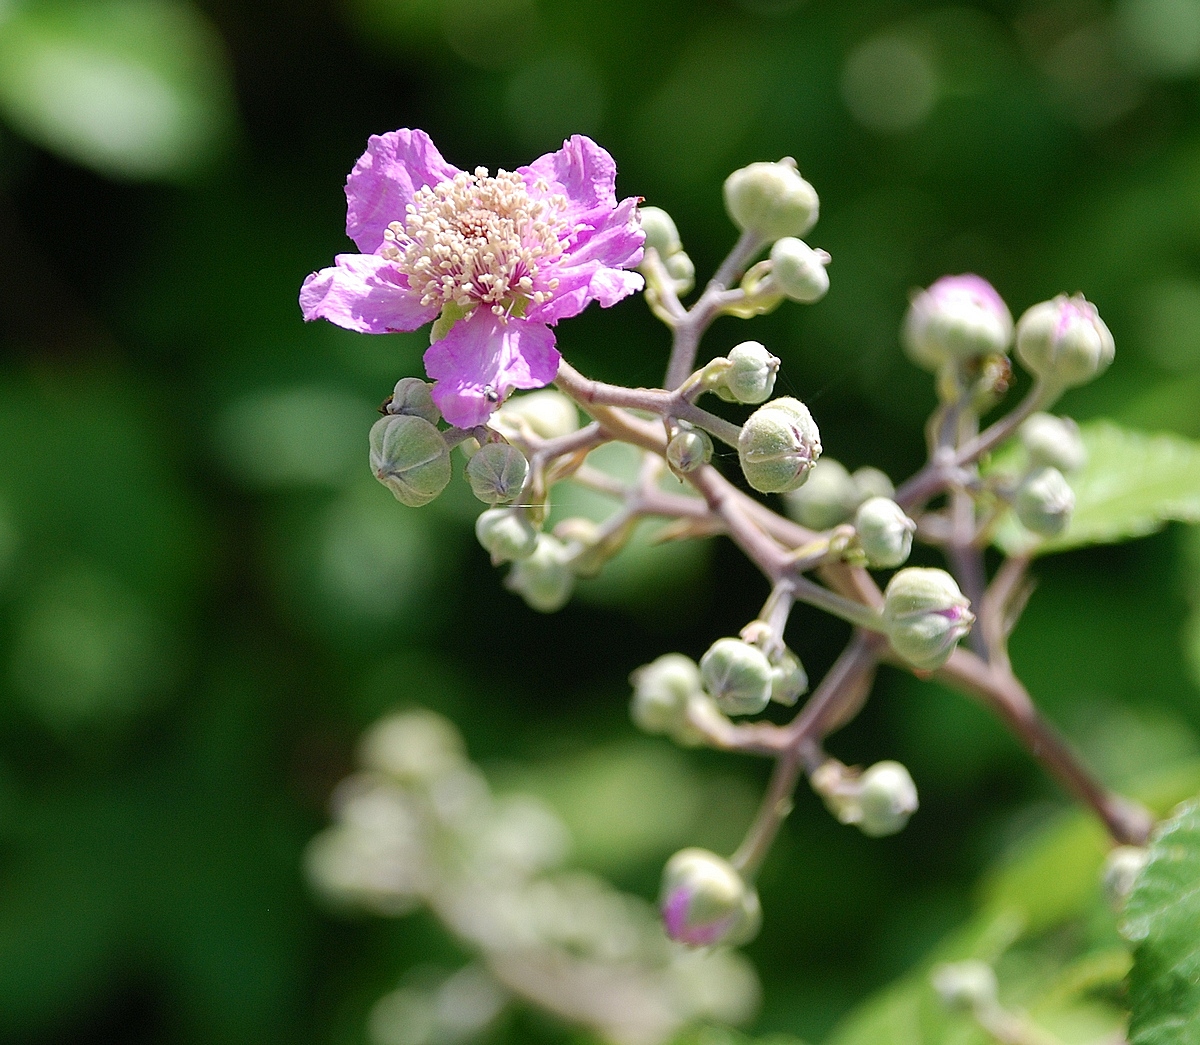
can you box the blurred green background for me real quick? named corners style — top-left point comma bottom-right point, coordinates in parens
top-left (1, 0), bottom-right (1199, 1042)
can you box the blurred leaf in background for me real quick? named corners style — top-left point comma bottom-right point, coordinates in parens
top-left (0, 0), bottom-right (236, 180)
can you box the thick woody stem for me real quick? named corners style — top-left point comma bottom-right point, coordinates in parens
top-left (937, 648), bottom-right (1154, 845)
top-left (711, 230), bottom-right (765, 292)
top-left (979, 554), bottom-right (1031, 672)
top-left (686, 466), bottom-right (792, 577)
top-left (665, 320), bottom-right (703, 392)
top-left (785, 631), bottom-right (886, 745)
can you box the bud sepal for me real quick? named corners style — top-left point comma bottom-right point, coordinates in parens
top-left (369, 415), bottom-right (452, 507)
top-left (700, 638), bottom-right (774, 716)
top-left (738, 397), bottom-right (822, 494)
top-left (465, 442), bottom-right (529, 504)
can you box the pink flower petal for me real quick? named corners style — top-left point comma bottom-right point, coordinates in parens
top-left (423, 312), bottom-right (560, 427)
top-left (345, 129), bottom-right (461, 254)
top-left (528, 266), bottom-right (644, 324)
top-left (300, 253), bottom-right (439, 333)
top-left (562, 195), bottom-right (645, 269)
top-left (527, 195), bottom-right (645, 323)
top-left (521, 134), bottom-right (618, 217)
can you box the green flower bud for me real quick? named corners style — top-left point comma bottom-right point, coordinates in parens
top-left (700, 638), bottom-right (774, 716)
top-left (738, 397), bottom-right (822, 494)
top-left (856, 760), bottom-right (919, 837)
top-left (769, 649), bottom-right (808, 706)
top-left (1102, 845), bottom-right (1150, 909)
top-left (855, 497), bottom-right (916, 569)
top-left (383, 377), bottom-right (440, 425)
top-left (1015, 294), bottom-right (1114, 388)
top-left (630, 653), bottom-right (702, 735)
top-left (465, 443), bottom-right (529, 504)
top-left (638, 205), bottom-right (683, 259)
top-left (851, 466), bottom-right (895, 503)
top-left (358, 709), bottom-right (466, 783)
top-left (1019, 413), bottom-right (1087, 473)
top-left (882, 567), bottom-right (974, 671)
top-left (1013, 466), bottom-right (1074, 538)
top-left (932, 961), bottom-right (998, 1012)
top-left (660, 847), bottom-right (761, 947)
top-left (505, 534), bottom-right (574, 613)
top-left (769, 237), bottom-right (830, 303)
top-left (369, 415), bottom-right (452, 507)
top-left (724, 159), bottom-right (819, 240)
top-left (475, 508), bottom-right (538, 563)
top-left (903, 275), bottom-right (1013, 370)
top-left (715, 341), bottom-right (780, 404)
top-left (783, 457), bottom-right (859, 530)
top-left (666, 428), bottom-right (713, 474)
top-left (664, 250), bottom-right (696, 295)
top-left (492, 390), bottom-right (580, 440)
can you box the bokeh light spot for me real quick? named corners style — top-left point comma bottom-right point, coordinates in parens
top-left (841, 33), bottom-right (937, 134)
top-left (1119, 0), bottom-right (1200, 76)
top-left (214, 386), bottom-right (377, 489)
top-left (8, 566), bottom-right (173, 730)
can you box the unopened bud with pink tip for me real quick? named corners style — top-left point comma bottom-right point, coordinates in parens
top-left (738, 397), bottom-right (822, 494)
top-left (903, 275), bottom-right (1013, 371)
top-left (1015, 293), bottom-right (1114, 388)
top-left (882, 568), bottom-right (974, 671)
top-left (659, 848), bottom-right (761, 947)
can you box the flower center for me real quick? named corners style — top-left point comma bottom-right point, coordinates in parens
top-left (382, 167), bottom-right (568, 317)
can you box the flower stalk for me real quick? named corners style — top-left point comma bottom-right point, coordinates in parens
top-left (305, 130), bottom-right (1157, 953)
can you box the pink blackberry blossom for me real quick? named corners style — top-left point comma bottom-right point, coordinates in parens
top-left (300, 129), bottom-right (645, 426)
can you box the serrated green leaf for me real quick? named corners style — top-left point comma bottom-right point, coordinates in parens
top-left (992, 421), bottom-right (1200, 556)
top-left (1122, 798), bottom-right (1200, 1045)
top-left (0, 0), bottom-right (235, 180)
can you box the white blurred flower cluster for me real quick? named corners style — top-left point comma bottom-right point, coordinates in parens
top-left (306, 709), bottom-right (760, 1045)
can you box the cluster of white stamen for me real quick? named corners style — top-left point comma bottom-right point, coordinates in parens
top-left (382, 167), bottom-right (568, 317)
